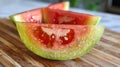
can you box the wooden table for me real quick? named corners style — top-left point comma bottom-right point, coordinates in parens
top-left (0, 18), bottom-right (120, 67)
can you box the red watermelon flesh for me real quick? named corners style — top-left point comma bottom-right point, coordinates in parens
top-left (21, 8), bottom-right (42, 23)
top-left (10, 1), bottom-right (69, 23)
top-left (27, 23), bottom-right (89, 49)
top-left (16, 23), bottom-right (104, 60)
top-left (42, 8), bottom-right (101, 25)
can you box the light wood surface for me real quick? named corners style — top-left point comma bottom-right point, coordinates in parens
top-left (0, 18), bottom-right (120, 67)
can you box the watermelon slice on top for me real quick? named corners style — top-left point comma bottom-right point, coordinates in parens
top-left (10, 1), bottom-right (69, 23)
top-left (42, 8), bottom-right (101, 25)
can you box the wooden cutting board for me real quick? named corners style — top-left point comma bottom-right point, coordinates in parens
top-left (0, 18), bottom-right (120, 67)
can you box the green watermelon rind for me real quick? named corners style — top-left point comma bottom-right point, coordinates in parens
top-left (10, 14), bottom-right (24, 24)
top-left (96, 16), bottom-right (101, 25)
top-left (87, 16), bottom-right (101, 25)
top-left (16, 23), bottom-right (104, 60)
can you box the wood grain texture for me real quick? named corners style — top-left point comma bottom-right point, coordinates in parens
top-left (0, 18), bottom-right (120, 67)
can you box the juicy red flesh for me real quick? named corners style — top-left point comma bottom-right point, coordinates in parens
top-left (60, 29), bottom-right (74, 45)
top-left (54, 11), bottom-right (89, 24)
top-left (33, 26), bottom-right (55, 47)
top-left (32, 26), bottom-right (74, 47)
top-left (44, 8), bottom-right (91, 25)
top-left (22, 9), bottom-right (42, 23)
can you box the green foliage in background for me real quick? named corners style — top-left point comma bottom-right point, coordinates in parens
top-left (70, 0), bottom-right (104, 11)
top-left (70, 0), bottom-right (81, 7)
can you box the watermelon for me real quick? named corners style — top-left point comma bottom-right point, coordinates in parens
top-left (10, 1), bottom-right (69, 23)
top-left (48, 1), bottom-right (69, 10)
top-left (16, 23), bottom-right (104, 60)
top-left (42, 8), bottom-right (101, 25)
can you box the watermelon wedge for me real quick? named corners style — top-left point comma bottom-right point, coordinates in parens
top-left (42, 8), bottom-right (101, 25)
top-left (48, 1), bottom-right (69, 10)
top-left (10, 1), bottom-right (69, 23)
top-left (16, 23), bottom-right (104, 60)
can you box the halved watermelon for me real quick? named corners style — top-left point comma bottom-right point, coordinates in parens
top-left (42, 8), bottom-right (101, 25)
top-left (16, 23), bottom-right (104, 60)
top-left (10, 1), bottom-right (69, 23)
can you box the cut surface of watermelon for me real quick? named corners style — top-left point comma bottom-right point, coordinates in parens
top-left (16, 23), bottom-right (104, 60)
top-left (10, 1), bottom-right (69, 23)
top-left (42, 8), bottom-right (101, 25)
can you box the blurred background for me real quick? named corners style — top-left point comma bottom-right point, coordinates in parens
top-left (1, 0), bottom-right (120, 15)
top-left (0, 0), bottom-right (120, 32)
top-left (38, 0), bottom-right (120, 14)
